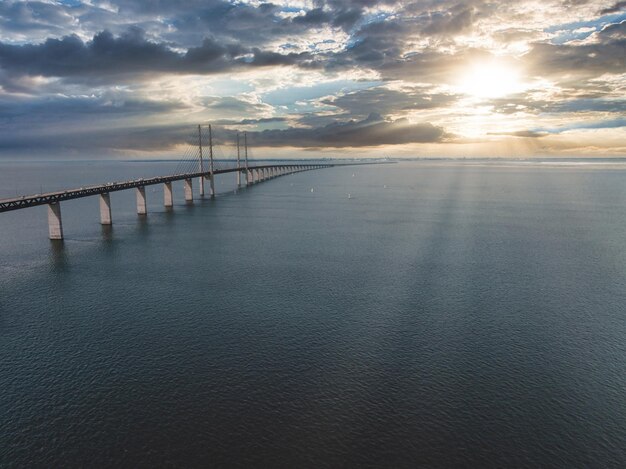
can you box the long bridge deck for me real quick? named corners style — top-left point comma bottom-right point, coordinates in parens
top-left (0, 161), bottom-right (359, 240)
top-left (0, 163), bottom-right (331, 213)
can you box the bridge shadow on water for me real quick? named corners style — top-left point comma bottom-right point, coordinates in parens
top-left (48, 239), bottom-right (69, 273)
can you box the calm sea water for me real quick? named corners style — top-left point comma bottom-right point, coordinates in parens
top-left (1, 160), bottom-right (625, 467)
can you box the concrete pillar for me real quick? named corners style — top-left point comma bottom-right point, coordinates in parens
top-left (164, 182), bottom-right (173, 207)
top-left (184, 178), bottom-right (193, 201)
top-left (47, 203), bottom-right (63, 240)
top-left (209, 173), bottom-right (215, 197)
top-left (136, 186), bottom-right (147, 215)
top-left (100, 193), bottom-right (112, 225)
top-left (199, 175), bottom-right (205, 197)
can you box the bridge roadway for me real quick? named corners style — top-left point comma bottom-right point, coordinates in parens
top-left (0, 163), bottom-right (331, 213)
top-left (0, 163), bottom-right (340, 239)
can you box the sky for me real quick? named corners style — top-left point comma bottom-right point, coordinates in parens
top-left (0, 0), bottom-right (624, 159)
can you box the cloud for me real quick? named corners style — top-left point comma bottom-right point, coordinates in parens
top-left (0, 0), bottom-right (624, 158)
top-left (321, 86), bottom-right (458, 117)
top-left (246, 113), bottom-right (448, 148)
top-left (0, 113), bottom-right (448, 154)
top-left (599, 1), bottom-right (626, 14)
top-left (488, 130), bottom-right (547, 138)
top-left (0, 28), bottom-right (316, 83)
top-left (212, 117), bottom-right (288, 125)
top-left (524, 21), bottom-right (626, 80)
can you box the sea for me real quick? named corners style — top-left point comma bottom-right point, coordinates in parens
top-left (1, 159), bottom-right (625, 467)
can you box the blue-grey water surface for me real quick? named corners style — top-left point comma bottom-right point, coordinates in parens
top-left (1, 160), bottom-right (625, 467)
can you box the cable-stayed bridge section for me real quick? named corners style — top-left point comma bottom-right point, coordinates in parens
top-left (0, 125), bottom-right (357, 239)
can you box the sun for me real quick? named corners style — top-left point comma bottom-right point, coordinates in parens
top-left (457, 62), bottom-right (523, 99)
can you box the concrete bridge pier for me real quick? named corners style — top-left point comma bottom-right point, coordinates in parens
top-left (100, 193), bottom-right (112, 225)
top-left (209, 173), bottom-right (215, 198)
top-left (199, 175), bottom-right (205, 197)
top-left (184, 178), bottom-right (193, 201)
top-left (47, 203), bottom-right (63, 240)
top-left (164, 182), bottom-right (173, 207)
top-left (136, 186), bottom-right (147, 215)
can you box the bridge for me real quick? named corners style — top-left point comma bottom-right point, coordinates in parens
top-left (0, 125), bottom-right (351, 240)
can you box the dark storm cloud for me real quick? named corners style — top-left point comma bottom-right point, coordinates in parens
top-left (105, 0), bottom-right (389, 47)
top-left (0, 28), bottom-right (315, 82)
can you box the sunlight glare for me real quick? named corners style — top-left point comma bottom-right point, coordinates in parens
top-left (458, 62), bottom-right (523, 99)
